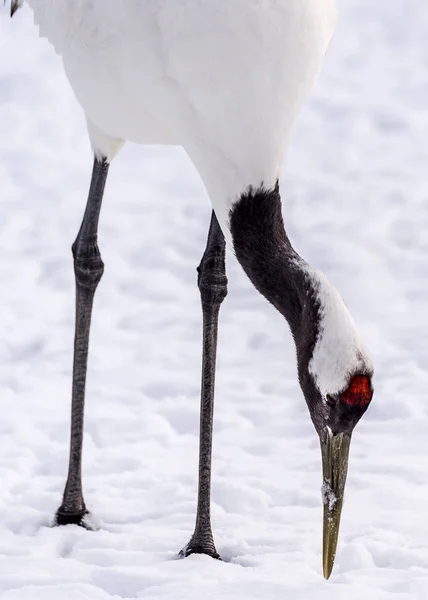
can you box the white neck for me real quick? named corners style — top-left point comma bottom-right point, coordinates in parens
top-left (303, 264), bottom-right (374, 397)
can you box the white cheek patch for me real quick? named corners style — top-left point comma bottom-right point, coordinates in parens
top-left (301, 264), bottom-right (373, 398)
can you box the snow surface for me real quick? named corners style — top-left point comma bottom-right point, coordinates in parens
top-left (1, 0), bottom-right (428, 598)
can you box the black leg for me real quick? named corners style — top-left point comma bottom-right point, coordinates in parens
top-left (55, 157), bottom-right (109, 528)
top-left (180, 211), bottom-right (228, 558)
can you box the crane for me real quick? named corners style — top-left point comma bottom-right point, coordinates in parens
top-left (7, 0), bottom-right (374, 579)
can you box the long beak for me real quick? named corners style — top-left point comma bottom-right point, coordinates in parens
top-left (320, 430), bottom-right (351, 579)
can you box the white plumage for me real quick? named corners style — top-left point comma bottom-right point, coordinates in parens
top-left (27, 0), bottom-right (337, 238)
top-left (304, 264), bottom-right (374, 398)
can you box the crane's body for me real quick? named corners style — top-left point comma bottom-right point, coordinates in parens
top-left (27, 0), bottom-right (337, 234)
top-left (7, 0), bottom-right (373, 580)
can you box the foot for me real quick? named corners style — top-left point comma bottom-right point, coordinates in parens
top-left (54, 506), bottom-right (95, 530)
top-left (179, 536), bottom-right (220, 560)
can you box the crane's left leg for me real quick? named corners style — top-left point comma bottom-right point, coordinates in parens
top-left (55, 156), bottom-right (109, 528)
top-left (180, 211), bottom-right (228, 558)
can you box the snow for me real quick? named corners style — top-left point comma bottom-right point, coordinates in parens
top-left (1, 0), bottom-right (428, 599)
top-left (321, 482), bottom-right (337, 513)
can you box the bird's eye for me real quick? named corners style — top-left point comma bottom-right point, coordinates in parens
top-left (326, 394), bottom-right (336, 408)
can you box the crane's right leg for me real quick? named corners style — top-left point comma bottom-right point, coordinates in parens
top-left (180, 211), bottom-right (228, 558)
top-left (55, 157), bottom-right (109, 528)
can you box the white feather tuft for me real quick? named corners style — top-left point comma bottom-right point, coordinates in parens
top-left (304, 264), bottom-right (374, 397)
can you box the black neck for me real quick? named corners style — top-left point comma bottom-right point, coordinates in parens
top-left (229, 183), bottom-right (321, 366)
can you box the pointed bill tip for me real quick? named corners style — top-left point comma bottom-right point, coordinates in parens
top-left (322, 499), bottom-right (342, 579)
top-left (323, 558), bottom-right (333, 580)
top-left (321, 431), bottom-right (351, 580)
top-left (322, 501), bottom-right (341, 579)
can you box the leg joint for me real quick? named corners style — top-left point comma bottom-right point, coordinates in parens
top-left (72, 238), bottom-right (104, 290)
top-left (197, 252), bottom-right (228, 306)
